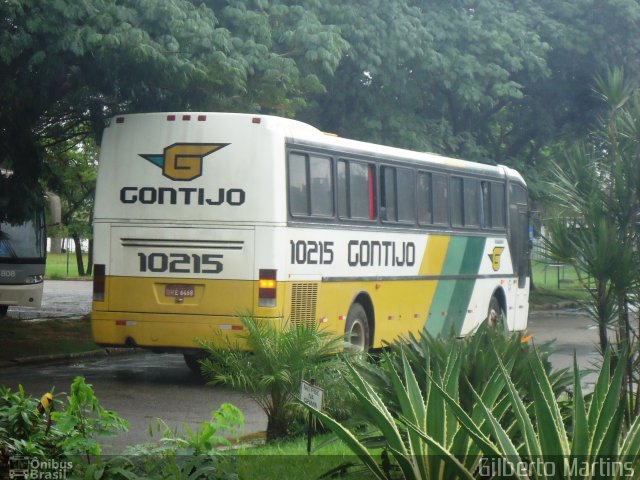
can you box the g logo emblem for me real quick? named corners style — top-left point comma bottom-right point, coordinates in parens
top-left (489, 246), bottom-right (505, 272)
top-left (140, 143), bottom-right (229, 181)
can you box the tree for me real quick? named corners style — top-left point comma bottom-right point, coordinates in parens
top-left (200, 315), bottom-right (352, 441)
top-left (0, 0), bottom-right (348, 223)
top-left (300, 0), bottom-right (640, 178)
top-left (43, 138), bottom-right (98, 276)
top-left (543, 68), bottom-right (640, 422)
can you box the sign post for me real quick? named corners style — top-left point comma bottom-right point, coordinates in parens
top-left (300, 379), bottom-right (324, 454)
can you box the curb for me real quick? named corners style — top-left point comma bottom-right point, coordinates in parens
top-left (530, 301), bottom-right (581, 311)
top-left (0, 347), bottom-right (139, 368)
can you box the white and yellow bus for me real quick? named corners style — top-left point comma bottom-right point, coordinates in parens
top-left (91, 112), bottom-right (530, 368)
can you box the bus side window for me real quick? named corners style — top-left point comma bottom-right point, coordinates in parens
top-left (481, 181), bottom-right (491, 228)
top-left (417, 172), bottom-right (433, 225)
top-left (397, 168), bottom-right (415, 223)
top-left (339, 159), bottom-right (376, 221)
top-left (380, 166), bottom-right (397, 221)
top-left (464, 178), bottom-right (480, 227)
top-left (451, 176), bottom-right (464, 227)
top-left (309, 155), bottom-right (333, 216)
top-left (288, 152), bottom-right (308, 216)
top-left (338, 160), bottom-right (348, 218)
top-left (491, 182), bottom-right (506, 228)
top-left (433, 174), bottom-right (449, 225)
top-left (287, 152), bottom-right (334, 217)
top-left (381, 166), bottom-right (415, 224)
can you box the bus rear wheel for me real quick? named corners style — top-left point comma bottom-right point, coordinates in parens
top-left (487, 296), bottom-right (503, 331)
top-left (345, 303), bottom-right (370, 351)
top-left (183, 352), bottom-right (206, 375)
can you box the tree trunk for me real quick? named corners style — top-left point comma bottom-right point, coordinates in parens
top-left (49, 236), bottom-right (63, 254)
top-left (596, 283), bottom-right (609, 354)
top-left (86, 238), bottom-right (93, 276)
top-left (266, 410), bottom-right (289, 442)
top-left (71, 233), bottom-right (85, 276)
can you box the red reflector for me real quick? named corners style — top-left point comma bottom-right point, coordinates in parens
top-left (182, 115), bottom-right (191, 121)
top-left (231, 325), bottom-right (244, 331)
top-left (115, 117), bottom-right (125, 124)
top-left (197, 115), bottom-right (206, 121)
top-left (116, 320), bottom-right (126, 326)
top-left (167, 115), bottom-right (176, 121)
top-left (252, 117), bottom-right (261, 124)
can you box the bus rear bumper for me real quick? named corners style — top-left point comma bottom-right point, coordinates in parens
top-left (91, 311), bottom-right (281, 352)
top-left (0, 283), bottom-right (43, 309)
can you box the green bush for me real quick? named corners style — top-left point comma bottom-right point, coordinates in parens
top-left (308, 335), bottom-right (640, 478)
top-left (0, 378), bottom-right (244, 480)
top-left (200, 315), bottom-right (362, 442)
top-left (1, 377), bottom-right (128, 475)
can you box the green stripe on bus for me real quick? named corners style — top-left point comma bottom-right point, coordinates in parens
top-left (424, 236), bottom-right (486, 336)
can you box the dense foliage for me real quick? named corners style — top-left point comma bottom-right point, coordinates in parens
top-left (310, 334), bottom-right (640, 479)
top-left (0, 378), bottom-right (243, 479)
top-left (2, 0), bottom-right (640, 221)
top-left (543, 69), bottom-right (640, 425)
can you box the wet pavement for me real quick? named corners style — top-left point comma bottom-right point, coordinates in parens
top-left (0, 281), bottom-right (603, 452)
top-left (7, 280), bottom-right (92, 320)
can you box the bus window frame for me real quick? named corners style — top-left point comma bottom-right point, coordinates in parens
top-left (380, 164), bottom-right (416, 227)
top-left (286, 150), bottom-right (335, 220)
top-left (285, 142), bottom-right (508, 236)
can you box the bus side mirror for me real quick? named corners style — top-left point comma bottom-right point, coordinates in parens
top-left (45, 192), bottom-right (61, 226)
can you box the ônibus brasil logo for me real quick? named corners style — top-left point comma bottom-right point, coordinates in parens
top-left (139, 143), bottom-right (229, 181)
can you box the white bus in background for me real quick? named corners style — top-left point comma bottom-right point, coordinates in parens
top-left (91, 112), bottom-right (530, 371)
top-left (0, 170), bottom-right (60, 316)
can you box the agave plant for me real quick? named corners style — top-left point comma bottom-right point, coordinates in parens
top-left (308, 343), bottom-right (640, 479)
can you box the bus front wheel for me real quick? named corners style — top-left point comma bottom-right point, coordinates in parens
top-left (345, 303), bottom-right (370, 351)
top-left (487, 296), bottom-right (503, 331)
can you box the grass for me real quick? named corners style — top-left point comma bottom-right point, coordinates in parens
top-left (235, 435), bottom-right (375, 479)
top-left (45, 252), bottom-right (92, 280)
top-left (530, 260), bottom-right (589, 306)
top-left (0, 316), bottom-right (97, 362)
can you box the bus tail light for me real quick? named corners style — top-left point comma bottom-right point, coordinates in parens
top-left (93, 264), bottom-right (105, 301)
top-left (258, 269), bottom-right (277, 307)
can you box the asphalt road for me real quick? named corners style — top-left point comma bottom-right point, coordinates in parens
top-left (0, 281), bottom-right (602, 453)
top-left (0, 352), bottom-right (267, 453)
top-left (7, 280), bottom-right (92, 320)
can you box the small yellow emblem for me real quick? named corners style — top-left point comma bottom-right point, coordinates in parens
top-left (489, 246), bottom-right (505, 272)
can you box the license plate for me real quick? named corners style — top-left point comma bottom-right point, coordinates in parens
top-left (165, 285), bottom-right (195, 297)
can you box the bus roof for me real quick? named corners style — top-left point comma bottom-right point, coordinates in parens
top-left (108, 112), bottom-right (522, 183)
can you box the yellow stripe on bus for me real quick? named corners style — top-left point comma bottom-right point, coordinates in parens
top-left (418, 235), bottom-right (450, 276)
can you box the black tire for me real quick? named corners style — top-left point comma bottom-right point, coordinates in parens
top-left (183, 353), bottom-right (206, 375)
top-left (345, 303), bottom-right (370, 351)
top-left (0, 305), bottom-right (8, 317)
top-left (486, 296), bottom-right (503, 331)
